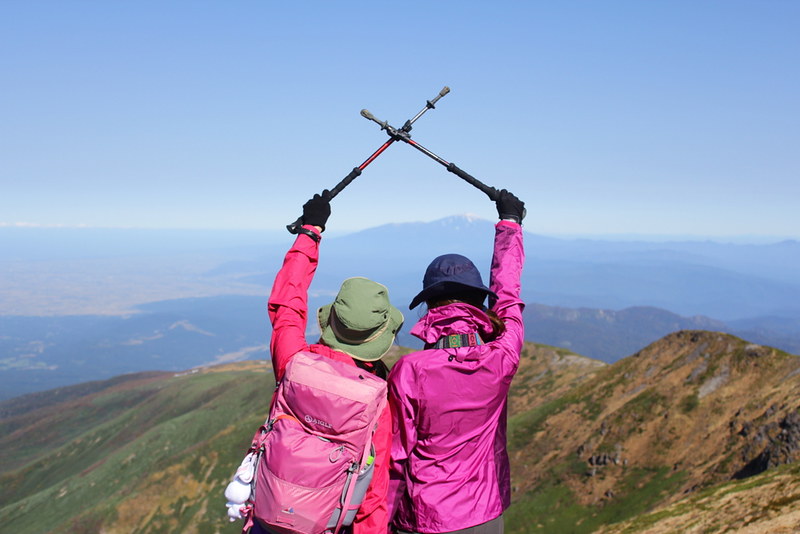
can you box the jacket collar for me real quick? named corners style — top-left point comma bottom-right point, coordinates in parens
top-left (409, 302), bottom-right (494, 345)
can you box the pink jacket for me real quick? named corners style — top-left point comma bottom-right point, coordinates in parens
top-left (268, 225), bottom-right (392, 534)
top-left (388, 221), bottom-right (525, 533)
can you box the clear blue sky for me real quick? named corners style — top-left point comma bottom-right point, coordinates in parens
top-left (2, 1), bottom-right (798, 239)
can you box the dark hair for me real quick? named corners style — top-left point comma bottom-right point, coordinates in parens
top-left (353, 358), bottom-right (389, 380)
top-left (426, 291), bottom-right (506, 342)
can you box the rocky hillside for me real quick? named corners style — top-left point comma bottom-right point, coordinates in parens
top-left (1, 333), bottom-right (798, 533)
top-left (597, 460), bottom-right (800, 533)
top-left (504, 330), bottom-right (800, 533)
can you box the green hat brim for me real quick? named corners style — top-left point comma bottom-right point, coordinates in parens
top-left (317, 303), bottom-right (404, 362)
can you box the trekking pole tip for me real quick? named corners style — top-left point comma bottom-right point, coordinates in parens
top-left (360, 109), bottom-right (374, 121)
top-left (440, 86), bottom-right (450, 96)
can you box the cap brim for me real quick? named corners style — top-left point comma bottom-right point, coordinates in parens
top-left (408, 281), bottom-right (497, 310)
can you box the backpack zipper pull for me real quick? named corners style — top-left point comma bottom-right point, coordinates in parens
top-left (329, 445), bottom-right (345, 462)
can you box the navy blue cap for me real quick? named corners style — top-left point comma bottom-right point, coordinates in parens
top-left (409, 254), bottom-right (497, 309)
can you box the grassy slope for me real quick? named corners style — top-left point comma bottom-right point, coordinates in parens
top-left (597, 460), bottom-right (800, 533)
top-left (0, 362), bottom-right (270, 534)
top-left (1, 335), bottom-right (799, 533)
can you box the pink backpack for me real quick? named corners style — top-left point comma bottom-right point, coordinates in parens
top-left (235, 351), bottom-right (387, 534)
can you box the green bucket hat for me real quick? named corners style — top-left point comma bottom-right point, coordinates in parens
top-left (317, 277), bottom-right (404, 362)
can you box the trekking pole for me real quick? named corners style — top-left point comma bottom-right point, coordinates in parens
top-left (360, 109), bottom-right (500, 201)
top-left (286, 87), bottom-right (450, 234)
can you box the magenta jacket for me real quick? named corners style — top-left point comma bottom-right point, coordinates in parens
top-left (388, 221), bottom-right (525, 533)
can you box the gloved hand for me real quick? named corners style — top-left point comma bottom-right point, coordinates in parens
top-left (495, 189), bottom-right (525, 223)
top-left (302, 189), bottom-right (332, 231)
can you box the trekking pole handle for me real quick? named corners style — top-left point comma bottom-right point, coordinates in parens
top-left (446, 163), bottom-right (499, 201)
top-left (444, 164), bottom-right (525, 220)
top-left (286, 167), bottom-right (362, 234)
top-left (330, 167), bottom-right (363, 198)
top-left (286, 217), bottom-right (305, 234)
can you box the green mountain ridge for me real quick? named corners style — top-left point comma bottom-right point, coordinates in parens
top-left (0, 361), bottom-right (270, 533)
top-left (505, 331), bottom-right (800, 533)
top-left (1, 334), bottom-right (798, 533)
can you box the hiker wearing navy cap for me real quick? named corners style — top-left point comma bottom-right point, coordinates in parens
top-left (388, 190), bottom-right (525, 534)
top-left (262, 190), bottom-right (403, 534)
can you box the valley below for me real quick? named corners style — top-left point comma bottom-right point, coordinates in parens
top-left (1, 332), bottom-right (799, 533)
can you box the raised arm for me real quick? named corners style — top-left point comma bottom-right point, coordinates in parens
top-left (267, 191), bottom-right (331, 381)
top-left (488, 190), bottom-right (526, 363)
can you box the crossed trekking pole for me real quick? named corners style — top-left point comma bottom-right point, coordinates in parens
top-left (287, 86), bottom-right (502, 234)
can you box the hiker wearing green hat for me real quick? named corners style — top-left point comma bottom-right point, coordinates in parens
top-left (265, 190), bottom-right (403, 534)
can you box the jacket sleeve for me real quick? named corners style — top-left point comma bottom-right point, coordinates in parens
top-left (352, 402), bottom-right (392, 534)
top-left (488, 221), bottom-right (525, 370)
top-left (267, 226), bottom-right (321, 382)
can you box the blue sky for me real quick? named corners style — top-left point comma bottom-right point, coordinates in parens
top-left (2, 1), bottom-right (798, 239)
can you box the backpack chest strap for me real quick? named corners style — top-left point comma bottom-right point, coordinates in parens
top-left (428, 332), bottom-right (483, 349)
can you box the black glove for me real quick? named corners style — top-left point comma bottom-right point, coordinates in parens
top-left (495, 189), bottom-right (525, 223)
top-left (302, 189), bottom-right (332, 231)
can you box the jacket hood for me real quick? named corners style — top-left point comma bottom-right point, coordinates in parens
top-left (409, 302), bottom-right (495, 345)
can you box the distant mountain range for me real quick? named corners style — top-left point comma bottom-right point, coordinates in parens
top-left (230, 215), bottom-right (800, 321)
top-left (2, 333), bottom-right (799, 533)
top-left (2, 216), bottom-right (800, 399)
top-left (5, 216), bottom-right (799, 319)
top-left (524, 303), bottom-right (800, 363)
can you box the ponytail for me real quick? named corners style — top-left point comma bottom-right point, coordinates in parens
top-left (484, 308), bottom-right (506, 342)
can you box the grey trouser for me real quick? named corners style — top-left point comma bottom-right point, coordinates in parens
top-left (395, 515), bottom-right (504, 534)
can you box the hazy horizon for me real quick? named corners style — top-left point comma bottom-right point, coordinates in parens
top-left (0, 216), bottom-right (797, 247)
